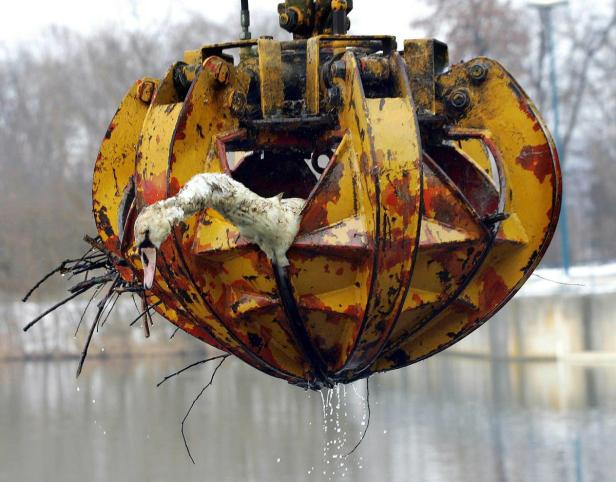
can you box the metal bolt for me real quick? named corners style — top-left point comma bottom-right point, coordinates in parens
top-left (203, 58), bottom-right (230, 85)
top-left (447, 88), bottom-right (471, 111)
top-left (330, 60), bottom-right (347, 80)
top-left (138, 81), bottom-right (155, 104)
top-left (216, 63), bottom-right (230, 85)
top-left (468, 62), bottom-right (489, 83)
top-left (279, 9), bottom-right (297, 28)
top-left (227, 90), bottom-right (247, 117)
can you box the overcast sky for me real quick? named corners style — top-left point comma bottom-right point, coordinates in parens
top-left (0, 0), bottom-right (429, 46)
top-left (0, 0), bottom-right (609, 48)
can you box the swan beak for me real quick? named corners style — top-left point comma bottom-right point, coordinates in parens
top-left (140, 247), bottom-right (157, 290)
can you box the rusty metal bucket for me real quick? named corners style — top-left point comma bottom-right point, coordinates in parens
top-left (92, 36), bottom-right (561, 388)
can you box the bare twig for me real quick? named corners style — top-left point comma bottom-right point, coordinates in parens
top-left (69, 273), bottom-right (116, 294)
top-left (74, 283), bottom-right (105, 337)
top-left (169, 326), bottom-right (181, 340)
top-left (345, 377), bottom-right (371, 458)
top-left (157, 355), bottom-right (230, 387)
top-left (100, 292), bottom-right (121, 328)
top-left (76, 274), bottom-right (120, 378)
top-left (23, 287), bottom-right (91, 332)
top-left (114, 286), bottom-right (146, 294)
top-left (532, 273), bottom-right (585, 287)
top-left (561, 11), bottom-right (616, 160)
top-left (76, 309), bottom-right (103, 379)
top-left (22, 262), bottom-right (68, 302)
top-left (142, 296), bottom-right (152, 339)
top-left (129, 300), bottom-right (162, 327)
top-left (181, 356), bottom-right (228, 464)
top-left (22, 245), bottom-right (98, 302)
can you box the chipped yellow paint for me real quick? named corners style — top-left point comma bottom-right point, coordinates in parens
top-left (371, 59), bottom-right (560, 373)
top-left (93, 78), bottom-right (158, 255)
top-left (258, 39), bottom-right (285, 117)
top-left (91, 29), bottom-right (559, 388)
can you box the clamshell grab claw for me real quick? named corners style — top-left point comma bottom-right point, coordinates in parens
top-left (91, 1), bottom-right (561, 389)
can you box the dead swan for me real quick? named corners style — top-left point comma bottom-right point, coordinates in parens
top-left (134, 173), bottom-right (305, 289)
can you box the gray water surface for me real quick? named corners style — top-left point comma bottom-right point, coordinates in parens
top-left (1, 355), bottom-right (615, 482)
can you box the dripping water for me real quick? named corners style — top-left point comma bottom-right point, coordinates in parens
top-left (314, 382), bottom-right (368, 480)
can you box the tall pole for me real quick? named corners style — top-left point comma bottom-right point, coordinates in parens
top-left (533, 2), bottom-right (571, 274)
top-left (240, 0), bottom-right (251, 40)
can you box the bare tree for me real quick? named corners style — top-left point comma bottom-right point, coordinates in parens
top-left (412, 0), bottom-right (616, 266)
top-left (0, 15), bottom-right (234, 294)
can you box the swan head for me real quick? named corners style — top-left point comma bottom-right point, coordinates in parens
top-left (134, 203), bottom-right (180, 289)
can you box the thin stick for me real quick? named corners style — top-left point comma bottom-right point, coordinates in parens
top-left (345, 377), bottom-right (371, 458)
top-left (142, 296), bottom-right (151, 338)
top-left (76, 275), bottom-right (120, 378)
top-left (70, 260), bottom-right (109, 278)
top-left (23, 287), bottom-right (90, 332)
top-left (169, 327), bottom-right (181, 340)
top-left (76, 308), bottom-right (102, 379)
top-left (74, 283), bottom-right (105, 337)
top-left (22, 264), bottom-right (66, 302)
top-left (129, 301), bottom-right (162, 327)
top-left (100, 293), bottom-right (121, 328)
top-left (130, 294), bottom-right (141, 312)
top-left (114, 286), bottom-right (145, 294)
top-left (532, 273), bottom-right (585, 287)
top-left (157, 355), bottom-right (230, 387)
top-left (22, 246), bottom-right (105, 301)
top-left (181, 356), bottom-right (228, 464)
top-left (70, 273), bottom-right (115, 294)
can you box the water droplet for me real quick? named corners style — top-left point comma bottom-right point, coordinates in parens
top-left (276, 458), bottom-right (281, 463)
top-left (76, 387), bottom-right (80, 392)
top-left (92, 399), bottom-right (96, 404)
top-left (383, 429), bottom-right (388, 434)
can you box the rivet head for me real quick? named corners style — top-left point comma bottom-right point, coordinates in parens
top-left (203, 58), bottom-right (230, 85)
top-left (447, 88), bottom-right (471, 111)
top-left (468, 62), bottom-right (489, 83)
top-left (215, 63), bottom-right (230, 85)
top-left (279, 9), bottom-right (297, 28)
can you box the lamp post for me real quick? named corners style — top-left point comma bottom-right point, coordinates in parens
top-left (529, 0), bottom-right (571, 275)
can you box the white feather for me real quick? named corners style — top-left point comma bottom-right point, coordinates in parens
top-left (134, 173), bottom-right (305, 267)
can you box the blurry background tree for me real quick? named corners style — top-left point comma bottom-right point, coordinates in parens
top-left (0, 0), bottom-right (614, 294)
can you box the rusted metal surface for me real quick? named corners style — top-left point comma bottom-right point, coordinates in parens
top-left (91, 21), bottom-right (561, 389)
top-left (403, 39), bottom-right (449, 114)
top-left (278, 0), bottom-right (353, 38)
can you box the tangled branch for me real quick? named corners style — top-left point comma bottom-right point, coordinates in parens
top-left (22, 235), bottom-right (161, 377)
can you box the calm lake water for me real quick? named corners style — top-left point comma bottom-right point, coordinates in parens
top-left (1, 354), bottom-right (615, 482)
